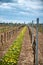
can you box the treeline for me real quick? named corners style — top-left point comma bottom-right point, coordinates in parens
top-left (0, 23), bottom-right (26, 27)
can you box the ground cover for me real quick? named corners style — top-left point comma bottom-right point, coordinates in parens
top-left (0, 26), bottom-right (27, 65)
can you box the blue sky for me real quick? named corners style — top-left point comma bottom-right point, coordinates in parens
top-left (0, 0), bottom-right (43, 23)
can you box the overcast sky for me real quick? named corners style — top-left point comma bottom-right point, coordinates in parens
top-left (0, 0), bottom-right (43, 23)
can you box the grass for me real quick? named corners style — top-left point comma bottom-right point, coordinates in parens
top-left (0, 26), bottom-right (27, 65)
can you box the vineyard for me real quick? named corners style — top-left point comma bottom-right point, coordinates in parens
top-left (0, 23), bottom-right (43, 65)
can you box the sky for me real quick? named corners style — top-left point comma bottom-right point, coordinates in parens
top-left (0, 0), bottom-right (43, 23)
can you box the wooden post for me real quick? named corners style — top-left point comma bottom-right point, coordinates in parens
top-left (42, 23), bottom-right (43, 33)
top-left (4, 32), bottom-right (6, 43)
top-left (32, 20), bottom-right (33, 45)
top-left (35, 18), bottom-right (39, 65)
top-left (1, 35), bottom-right (3, 45)
top-left (33, 36), bottom-right (36, 65)
top-left (7, 32), bottom-right (9, 41)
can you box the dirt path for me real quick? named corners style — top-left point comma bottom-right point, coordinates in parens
top-left (38, 32), bottom-right (43, 65)
top-left (18, 28), bottom-right (33, 65)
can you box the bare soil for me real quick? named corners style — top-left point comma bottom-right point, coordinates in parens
top-left (18, 27), bottom-right (43, 65)
top-left (18, 28), bottom-right (34, 65)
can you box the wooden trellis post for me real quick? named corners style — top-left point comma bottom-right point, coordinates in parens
top-left (9, 32), bottom-right (11, 39)
top-left (35, 18), bottom-right (39, 65)
top-left (33, 36), bottom-right (36, 65)
top-left (4, 32), bottom-right (6, 43)
top-left (1, 35), bottom-right (3, 45)
top-left (32, 20), bottom-right (34, 45)
top-left (7, 32), bottom-right (9, 41)
top-left (42, 23), bottom-right (43, 33)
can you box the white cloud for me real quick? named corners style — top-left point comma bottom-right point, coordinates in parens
top-left (0, 0), bottom-right (43, 23)
top-left (18, 0), bottom-right (25, 4)
top-left (0, 0), bottom-right (43, 10)
top-left (0, 16), bottom-right (13, 23)
top-left (19, 11), bottom-right (29, 15)
top-left (17, 0), bottom-right (43, 10)
top-left (0, 16), bottom-right (24, 23)
top-left (0, 3), bottom-right (11, 9)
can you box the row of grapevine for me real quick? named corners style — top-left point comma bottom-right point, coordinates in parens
top-left (0, 26), bottom-right (27, 65)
